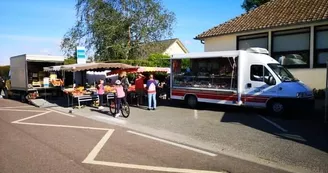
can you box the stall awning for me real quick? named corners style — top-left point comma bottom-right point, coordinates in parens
top-left (107, 66), bottom-right (170, 75)
top-left (44, 63), bottom-right (136, 72)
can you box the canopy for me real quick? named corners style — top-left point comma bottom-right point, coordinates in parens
top-left (107, 66), bottom-right (170, 75)
top-left (44, 63), bottom-right (136, 72)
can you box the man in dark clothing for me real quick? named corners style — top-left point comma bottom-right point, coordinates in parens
top-left (0, 76), bottom-right (5, 96)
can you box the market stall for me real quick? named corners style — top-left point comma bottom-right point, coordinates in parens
top-left (44, 63), bottom-right (136, 108)
top-left (107, 66), bottom-right (170, 105)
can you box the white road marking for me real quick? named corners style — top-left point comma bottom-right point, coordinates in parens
top-left (0, 108), bottom-right (45, 112)
top-left (86, 160), bottom-right (226, 173)
top-left (0, 105), bottom-right (34, 109)
top-left (83, 129), bottom-right (115, 162)
top-left (11, 111), bottom-right (51, 123)
top-left (5, 103), bottom-right (226, 173)
top-left (13, 121), bottom-right (112, 131)
top-left (257, 115), bottom-right (288, 132)
top-left (95, 115), bottom-right (127, 124)
top-left (47, 109), bottom-right (75, 117)
top-left (194, 110), bottom-right (198, 119)
top-left (127, 130), bottom-right (217, 157)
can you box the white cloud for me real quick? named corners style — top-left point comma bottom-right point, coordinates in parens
top-left (184, 40), bottom-right (193, 45)
top-left (0, 34), bottom-right (61, 44)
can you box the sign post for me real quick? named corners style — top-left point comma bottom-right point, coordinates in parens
top-left (76, 46), bottom-right (86, 64)
top-left (325, 61), bottom-right (328, 123)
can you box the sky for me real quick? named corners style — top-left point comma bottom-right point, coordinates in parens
top-left (0, 0), bottom-right (244, 65)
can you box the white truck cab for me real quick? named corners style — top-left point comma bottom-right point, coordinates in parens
top-left (170, 47), bottom-right (314, 115)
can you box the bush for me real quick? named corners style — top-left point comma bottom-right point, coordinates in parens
top-left (313, 88), bottom-right (326, 99)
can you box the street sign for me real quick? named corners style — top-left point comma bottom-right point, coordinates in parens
top-left (76, 46), bottom-right (86, 64)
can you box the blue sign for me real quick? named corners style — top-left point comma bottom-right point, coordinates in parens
top-left (76, 46), bottom-right (86, 64)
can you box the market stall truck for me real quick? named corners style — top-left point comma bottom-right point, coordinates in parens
top-left (170, 48), bottom-right (314, 115)
top-left (4, 54), bottom-right (64, 102)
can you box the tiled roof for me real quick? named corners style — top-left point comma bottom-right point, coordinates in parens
top-left (195, 0), bottom-right (328, 39)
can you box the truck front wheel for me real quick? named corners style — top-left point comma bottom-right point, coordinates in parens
top-left (20, 93), bottom-right (27, 103)
top-left (267, 100), bottom-right (285, 116)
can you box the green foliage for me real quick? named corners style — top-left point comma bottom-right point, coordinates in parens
top-left (61, 0), bottom-right (176, 60)
top-left (64, 57), bottom-right (77, 65)
top-left (313, 88), bottom-right (326, 99)
top-left (241, 0), bottom-right (270, 12)
top-left (0, 65), bottom-right (10, 78)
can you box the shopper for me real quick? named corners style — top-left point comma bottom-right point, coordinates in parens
top-left (164, 75), bottom-right (170, 100)
top-left (114, 80), bottom-right (125, 118)
top-left (135, 73), bottom-right (145, 106)
top-left (97, 79), bottom-right (105, 109)
top-left (146, 74), bottom-right (158, 110)
top-left (119, 71), bottom-right (130, 103)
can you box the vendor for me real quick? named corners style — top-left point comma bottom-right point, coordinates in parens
top-left (135, 73), bottom-right (145, 106)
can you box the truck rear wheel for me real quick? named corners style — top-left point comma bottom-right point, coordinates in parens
top-left (185, 95), bottom-right (197, 108)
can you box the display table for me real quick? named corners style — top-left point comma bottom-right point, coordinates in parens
top-left (63, 88), bottom-right (99, 109)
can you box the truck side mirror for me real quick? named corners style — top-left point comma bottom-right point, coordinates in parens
top-left (265, 76), bottom-right (276, 85)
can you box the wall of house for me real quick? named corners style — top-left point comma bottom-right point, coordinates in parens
top-left (164, 42), bottom-right (186, 55)
top-left (202, 22), bottom-right (328, 89)
top-left (204, 35), bottom-right (236, 52)
top-left (289, 68), bottom-right (326, 89)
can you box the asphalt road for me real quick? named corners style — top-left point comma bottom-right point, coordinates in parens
top-left (0, 99), bottom-right (291, 173)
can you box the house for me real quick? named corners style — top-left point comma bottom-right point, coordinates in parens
top-left (195, 0), bottom-right (328, 89)
top-left (139, 38), bottom-right (188, 58)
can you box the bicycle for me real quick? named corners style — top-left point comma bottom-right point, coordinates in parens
top-left (108, 94), bottom-right (130, 118)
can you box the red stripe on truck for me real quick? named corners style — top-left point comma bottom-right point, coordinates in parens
top-left (172, 89), bottom-right (270, 103)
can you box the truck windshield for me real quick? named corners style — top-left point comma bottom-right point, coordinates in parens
top-left (268, 63), bottom-right (298, 82)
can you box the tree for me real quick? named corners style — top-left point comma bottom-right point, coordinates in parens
top-left (61, 0), bottom-right (176, 61)
top-left (241, 0), bottom-right (270, 12)
top-left (64, 57), bottom-right (77, 65)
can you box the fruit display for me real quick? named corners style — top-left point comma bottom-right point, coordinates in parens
top-left (104, 85), bottom-right (112, 93)
top-left (51, 79), bottom-right (64, 86)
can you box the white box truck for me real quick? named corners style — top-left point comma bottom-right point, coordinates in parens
top-left (170, 48), bottom-right (314, 115)
top-left (4, 54), bottom-right (64, 102)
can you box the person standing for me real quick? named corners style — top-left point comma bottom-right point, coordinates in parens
top-left (146, 74), bottom-right (158, 110)
top-left (135, 73), bottom-right (145, 106)
top-left (114, 80), bottom-right (125, 118)
top-left (97, 79), bottom-right (105, 109)
top-left (0, 76), bottom-right (5, 97)
top-left (119, 71), bottom-right (130, 103)
top-left (164, 75), bottom-right (170, 100)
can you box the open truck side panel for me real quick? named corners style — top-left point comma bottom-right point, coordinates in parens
top-left (170, 48), bottom-right (314, 115)
top-left (5, 54), bottom-right (65, 102)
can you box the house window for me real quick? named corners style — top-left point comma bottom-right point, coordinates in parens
top-left (237, 33), bottom-right (268, 50)
top-left (272, 28), bottom-right (310, 68)
top-left (314, 25), bottom-right (328, 68)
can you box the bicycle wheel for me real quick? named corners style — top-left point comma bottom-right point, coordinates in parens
top-left (109, 99), bottom-right (116, 115)
top-left (121, 101), bottom-right (130, 118)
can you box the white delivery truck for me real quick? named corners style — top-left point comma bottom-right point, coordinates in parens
top-left (4, 54), bottom-right (64, 102)
top-left (170, 48), bottom-right (314, 115)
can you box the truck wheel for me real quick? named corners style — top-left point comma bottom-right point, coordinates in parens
top-left (20, 93), bottom-right (27, 103)
top-left (267, 100), bottom-right (285, 116)
top-left (3, 88), bottom-right (9, 99)
top-left (185, 95), bottom-right (197, 108)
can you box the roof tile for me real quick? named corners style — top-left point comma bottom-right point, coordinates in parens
top-left (195, 0), bottom-right (328, 39)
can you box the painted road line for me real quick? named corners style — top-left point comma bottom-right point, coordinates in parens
top-left (194, 110), bottom-right (198, 119)
top-left (14, 121), bottom-right (112, 131)
top-left (87, 160), bottom-right (227, 173)
top-left (257, 115), bottom-right (288, 132)
top-left (11, 111), bottom-right (51, 123)
top-left (47, 108), bottom-right (75, 117)
top-left (127, 130), bottom-right (217, 157)
top-left (0, 108), bottom-right (45, 113)
top-left (83, 129), bottom-right (115, 162)
top-left (0, 105), bottom-right (34, 109)
top-left (95, 115), bottom-right (127, 124)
